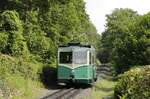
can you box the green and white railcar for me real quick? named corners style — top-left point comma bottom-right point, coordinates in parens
top-left (57, 43), bottom-right (97, 84)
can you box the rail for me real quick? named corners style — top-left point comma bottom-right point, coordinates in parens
top-left (41, 88), bottom-right (81, 99)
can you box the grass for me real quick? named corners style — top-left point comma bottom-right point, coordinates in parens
top-left (91, 79), bottom-right (117, 99)
top-left (0, 54), bottom-right (43, 99)
top-left (0, 74), bottom-right (42, 99)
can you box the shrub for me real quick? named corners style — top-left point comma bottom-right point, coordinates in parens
top-left (0, 54), bottom-right (42, 80)
top-left (0, 32), bottom-right (8, 52)
top-left (0, 54), bottom-right (43, 98)
top-left (114, 65), bottom-right (150, 99)
top-left (0, 11), bottom-right (29, 56)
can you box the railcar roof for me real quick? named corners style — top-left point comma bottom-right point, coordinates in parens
top-left (59, 42), bottom-right (91, 47)
top-left (59, 45), bottom-right (91, 48)
top-left (58, 42), bottom-right (95, 52)
top-left (58, 45), bottom-right (95, 52)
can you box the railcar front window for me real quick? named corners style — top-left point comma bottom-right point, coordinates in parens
top-left (73, 51), bottom-right (87, 64)
top-left (59, 52), bottom-right (72, 63)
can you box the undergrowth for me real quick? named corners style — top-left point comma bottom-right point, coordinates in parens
top-left (114, 65), bottom-right (150, 99)
top-left (0, 54), bottom-right (43, 99)
top-left (92, 79), bottom-right (116, 99)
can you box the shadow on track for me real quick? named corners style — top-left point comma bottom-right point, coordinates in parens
top-left (40, 65), bottom-right (64, 90)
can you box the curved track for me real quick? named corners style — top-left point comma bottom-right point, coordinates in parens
top-left (41, 88), bottom-right (81, 99)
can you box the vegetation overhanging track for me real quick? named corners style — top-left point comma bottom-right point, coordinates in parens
top-left (41, 88), bottom-right (81, 99)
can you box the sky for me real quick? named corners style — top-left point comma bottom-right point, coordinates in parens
top-left (85, 0), bottom-right (150, 34)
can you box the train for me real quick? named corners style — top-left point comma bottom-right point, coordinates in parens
top-left (57, 42), bottom-right (97, 84)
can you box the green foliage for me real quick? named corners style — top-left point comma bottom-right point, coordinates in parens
top-left (0, 32), bottom-right (8, 52)
top-left (0, 0), bottom-right (97, 64)
top-left (114, 65), bottom-right (150, 99)
top-left (0, 54), bottom-right (41, 80)
top-left (0, 11), bottom-right (29, 57)
top-left (101, 8), bottom-right (150, 73)
top-left (0, 0), bottom-right (97, 98)
top-left (101, 8), bottom-right (139, 63)
top-left (0, 54), bottom-right (42, 98)
top-left (92, 79), bottom-right (116, 99)
top-left (0, 74), bottom-right (40, 99)
top-left (0, 1), bottom-right (96, 67)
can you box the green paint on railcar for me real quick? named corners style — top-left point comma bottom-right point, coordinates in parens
top-left (57, 64), bottom-right (95, 84)
top-left (57, 65), bottom-right (72, 79)
top-left (74, 65), bottom-right (92, 79)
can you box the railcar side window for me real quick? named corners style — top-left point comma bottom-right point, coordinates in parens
top-left (59, 52), bottom-right (72, 63)
top-left (73, 51), bottom-right (87, 64)
top-left (90, 52), bottom-right (92, 64)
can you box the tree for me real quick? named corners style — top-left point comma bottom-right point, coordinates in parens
top-left (0, 11), bottom-right (29, 57)
top-left (101, 8), bottom-right (149, 73)
top-left (0, 0), bottom-right (97, 65)
top-left (101, 8), bottom-right (139, 63)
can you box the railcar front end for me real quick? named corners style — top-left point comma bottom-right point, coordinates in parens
top-left (57, 43), bottom-right (97, 84)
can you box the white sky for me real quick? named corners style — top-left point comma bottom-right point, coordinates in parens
top-left (85, 0), bottom-right (150, 34)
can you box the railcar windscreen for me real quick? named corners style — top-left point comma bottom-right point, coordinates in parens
top-left (59, 52), bottom-right (72, 63)
top-left (73, 51), bottom-right (87, 64)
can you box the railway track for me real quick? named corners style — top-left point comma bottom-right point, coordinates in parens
top-left (41, 88), bottom-right (81, 99)
top-left (40, 64), bottom-right (110, 99)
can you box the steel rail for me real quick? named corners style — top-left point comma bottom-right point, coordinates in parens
top-left (41, 88), bottom-right (81, 99)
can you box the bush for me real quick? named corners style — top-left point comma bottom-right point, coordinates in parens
top-left (0, 54), bottom-right (42, 80)
top-left (0, 10), bottom-right (29, 57)
top-left (0, 32), bottom-right (8, 52)
top-left (114, 65), bottom-right (150, 99)
top-left (0, 54), bottom-right (43, 98)
top-left (0, 74), bottom-right (41, 99)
